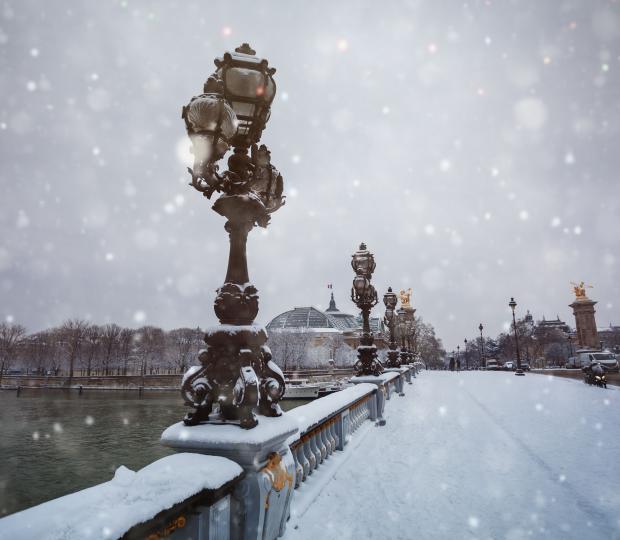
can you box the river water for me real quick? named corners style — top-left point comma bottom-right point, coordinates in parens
top-left (0, 388), bottom-right (307, 517)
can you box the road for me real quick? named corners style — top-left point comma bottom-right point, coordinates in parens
top-left (532, 368), bottom-right (620, 387)
top-left (287, 371), bottom-right (620, 540)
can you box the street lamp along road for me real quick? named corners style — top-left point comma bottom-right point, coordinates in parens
top-left (509, 297), bottom-right (525, 376)
top-left (180, 44), bottom-right (286, 429)
top-left (478, 323), bottom-right (485, 369)
top-left (350, 243), bottom-right (383, 376)
top-left (464, 338), bottom-right (468, 370)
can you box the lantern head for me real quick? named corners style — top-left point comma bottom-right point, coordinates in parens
top-left (212, 43), bottom-right (276, 148)
top-left (182, 75), bottom-right (238, 179)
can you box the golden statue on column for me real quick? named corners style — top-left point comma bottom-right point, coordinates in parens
top-left (571, 281), bottom-right (592, 300)
top-left (399, 288), bottom-right (413, 308)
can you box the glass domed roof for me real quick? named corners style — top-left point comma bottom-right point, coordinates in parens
top-left (267, 307), bottom-right (340, 331)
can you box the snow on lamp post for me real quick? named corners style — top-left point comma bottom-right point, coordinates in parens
top-left (383, 287), bottom-right (401, 368)
top-left (478, 323), bottom-right (485, 369)
top-left (180, 44), bottom-right (286, 429)
top-left (509, 297), bottom-right (525, 376)
top-left (350, 243), bottom-right (382, 376)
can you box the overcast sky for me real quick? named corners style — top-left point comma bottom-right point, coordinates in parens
top-left (1, 0), bottom-right (619, 350)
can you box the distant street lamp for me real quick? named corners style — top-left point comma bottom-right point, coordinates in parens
top-left (478, 323), bottom-right (485, 369)
top-left (509, 297), bottom-right (525, 376)
top-left (567, 335), bottom-right (574, 359)
top-left (456, 344), bottom-right (460, 371)
top-left (383, 287), bottom-right (401, 368)
top-left (180, 44), bottom-right (286, 429)
top-left (350, 243), bottom-right (382, 376)
top-left (464, 338), bottom-right (469, 370)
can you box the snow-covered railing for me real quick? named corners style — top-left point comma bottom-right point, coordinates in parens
top-left (286, 383), bottom-right (378, 488)
top-left (0, 369), bottom-right (412, 540)
top-left (0, 453), bottom-right (243, 540)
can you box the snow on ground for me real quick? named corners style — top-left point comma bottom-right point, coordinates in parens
top-left (286, 371), bottom-right (620, 540)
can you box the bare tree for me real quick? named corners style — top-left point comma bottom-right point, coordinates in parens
top-left (0, 322), bottom-right (26, 383)
top-left (118, 328), bottom-right (134, 375)
top-left (168, 327), bottom-right (201, 374)
top-left (267, 329), bottom-right (312, 371)
top-left (99, 324), bottom-right (122, 375)
top-left (60, 319), bottom-right (89, 385)
top-left (135, 326), bottom-right (165, 376)
top-left (324, 333), bottom-right (346, 365)
top-left (81, 325), bottom-right (101, 377)
top-left (415, 319), bottom-right (446, 368)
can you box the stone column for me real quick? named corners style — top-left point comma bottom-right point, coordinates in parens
top-left (570, 297), bottom-right (598, 349)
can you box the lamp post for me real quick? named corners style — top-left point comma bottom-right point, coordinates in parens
top-left (383, 287), bottom-right (400, 368)
top-left (456, 345), bottom-right (460, 371)
top-left (509, 297), bottom-right (525, 376)
top-left (180, 44), bottom-right (287, 429)
top-left (478, 323), bottom-right (484, 369)
top-left (567, 335), bottom-right (574, 363)
top-left (350, 243), bottom-right (382, 376)
top-left (464, 338), bottom-right (469, 371)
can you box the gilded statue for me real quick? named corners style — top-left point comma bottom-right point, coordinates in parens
top-left (571, 281), bottom-right (592, 299)
top-left (400, 288), bottom-right (413, 308)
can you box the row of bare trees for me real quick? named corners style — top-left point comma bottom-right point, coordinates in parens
top-left (2, 315), bottom-right (448, 379)
top-left (0, 320), bottom-right (203, 381)
top-left (266, 317), bottom-right (446, 371)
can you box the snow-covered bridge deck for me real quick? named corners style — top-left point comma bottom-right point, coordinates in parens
top-left (287, 371), bottom-right (620, 540)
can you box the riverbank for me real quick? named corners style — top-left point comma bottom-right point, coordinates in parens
top-left (0, 374), bottom-right (182, 390)
top-left (0, 368), bottom-right (356, 392)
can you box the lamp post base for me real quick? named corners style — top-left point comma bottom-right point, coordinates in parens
top-left (515, 369), bottom-right (525, 376)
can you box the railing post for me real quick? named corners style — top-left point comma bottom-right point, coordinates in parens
top-left (161, 417), bottom-right (298, 540)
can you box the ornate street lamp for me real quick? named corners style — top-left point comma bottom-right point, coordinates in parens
top-left (478, 323), bottom-right (485, 369)
top-left (350, 243), bottom-right (382, 376)
top-left (509, 297), bottom-right (525, 376)
top-left (383, 287), bottom-right (400, 368)
top-left (180, 44), bottom-right (286, 429)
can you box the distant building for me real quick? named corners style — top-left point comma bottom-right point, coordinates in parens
top-left (598, 324), bottom-right (620, 352)
top-left (535, 315), bottom-right (572, 336)
top-left (266, 293), bottom-right (386, 366)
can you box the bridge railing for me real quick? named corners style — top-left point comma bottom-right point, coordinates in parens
top-left (0, 368), bottom-right (414, 540)
top-left (287, 383), bottom-right (378, 488)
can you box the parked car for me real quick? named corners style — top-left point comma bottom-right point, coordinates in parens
top-left (503, 361), bottom-right (514, 371)
top-left (485, 360), bottom-right (500, 371)
top-left (566, 350), bottom-right (619, 372)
